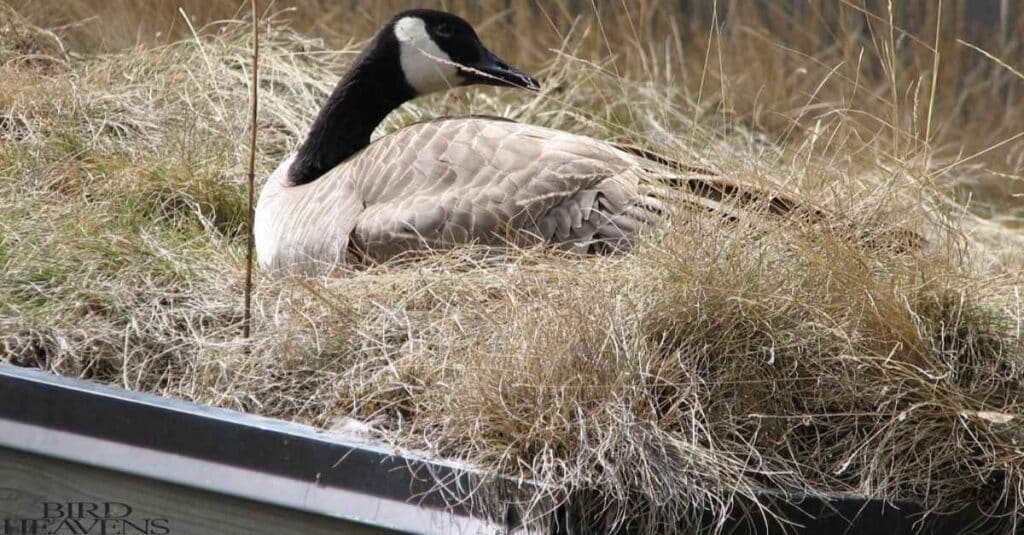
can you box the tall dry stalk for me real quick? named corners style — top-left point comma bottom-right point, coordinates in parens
top-left (242, 0), bottom-right (258, 342)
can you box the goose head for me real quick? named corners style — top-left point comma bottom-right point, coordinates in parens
top-left (390, 10), bottom-right (540, 94)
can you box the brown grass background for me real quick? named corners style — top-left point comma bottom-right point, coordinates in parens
top-left (10, 0), bottom-right (1024, 210)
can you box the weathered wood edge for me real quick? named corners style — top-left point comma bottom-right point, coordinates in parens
top-left (0, 363), bottom-right (526, 535)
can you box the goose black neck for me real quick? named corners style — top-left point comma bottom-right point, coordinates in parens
top-left (287, 31), bottom-right (415, 186)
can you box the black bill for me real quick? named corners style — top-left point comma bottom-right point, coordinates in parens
top-left (461, 48), bottom-right (540, 91)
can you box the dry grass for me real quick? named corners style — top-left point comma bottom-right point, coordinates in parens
top-left (2, 1), bottom-right (1024, 532)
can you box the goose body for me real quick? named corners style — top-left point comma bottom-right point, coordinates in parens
top-left (254, 9), bottom-right (817, 271)
top-left (256, 117), bottom-right (686, 269)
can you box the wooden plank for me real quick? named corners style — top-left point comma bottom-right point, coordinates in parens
top-left (0, 446), bottom-right (403, 535)
top-left (0, 364), bottom-right (508, 534)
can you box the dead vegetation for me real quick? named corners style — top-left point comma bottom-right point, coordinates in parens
top-left (2, 1), bottom-right (1024, 532)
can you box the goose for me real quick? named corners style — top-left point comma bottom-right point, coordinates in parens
top-left (254, 9), bottom-right (819, 271)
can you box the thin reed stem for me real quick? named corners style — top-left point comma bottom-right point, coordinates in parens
top-left (243, 0), bottom-right (259, 342)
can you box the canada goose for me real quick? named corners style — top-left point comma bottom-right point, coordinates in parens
top-left (254, 9), bottom-right (818, 271)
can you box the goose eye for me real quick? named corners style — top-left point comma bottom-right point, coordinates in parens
top-left (435, 22), bottom-right (454, 38)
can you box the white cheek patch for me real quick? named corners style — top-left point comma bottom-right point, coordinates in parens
top-left (393, 17), bottom-right (462, 95)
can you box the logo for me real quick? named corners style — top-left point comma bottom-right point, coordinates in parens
top-left (0, 493), bottom-right (170, 535)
